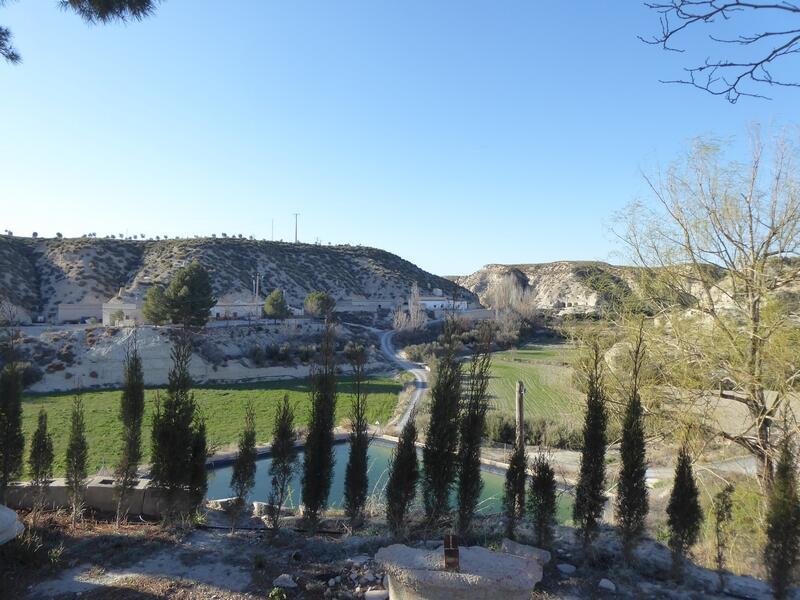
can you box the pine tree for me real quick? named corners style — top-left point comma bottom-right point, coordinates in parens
top-left (343, 343), bottom-right (370, 528)
top-left (229, 401), bottom-right (257, 533)
top-left (114, 335), bottom-right (145, 526)
top-left (666, 444), bottom-right (703, 581)
top-left (267, 394), bottom-right (297, 531)
top-left (573, 340), bottom-right (608, 552)
top-left (0, 363), bottom-right (24, 504)
top-left (65, 394), bottom-right (88, 527)
top-left (386, 411), bottom-right (419, 538)
top-left (150, 335), bottom-right (206, 518)
top-left (503, 440), bottom-right (527, 540)
top-left (422, 320), bottom-right (462, 524)
top-left (264, 289), bottom-right (291, 321)
top-left (764, 439), bottom-right (800, 599)
top-left (527, 452), bottom-right (557, 548)
top-left (456, 323), bottom-right (493, 536)
top-left (615, 328), bottom-right (649, 559)
top-left (142, 284), bottom-right (170, 325)
top-left (713, 483), bottom-right (734, 592)
top-left (165, 261), bottom-right (216, 328)
top-left (29, 408), bottom-right (54, 522)
top-left (301, 320), bottom-right (337, 531)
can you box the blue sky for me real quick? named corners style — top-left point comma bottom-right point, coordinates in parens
top-left (1, 1), bottom-right (797, 276)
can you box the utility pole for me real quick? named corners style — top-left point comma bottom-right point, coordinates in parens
top-left (271, 219), bottom-right (274, 242)
top-left (293, 213), bottom-right (299, 243)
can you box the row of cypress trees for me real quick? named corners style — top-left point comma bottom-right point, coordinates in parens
top-left (566, 327), bottom-right (800, 599)
top-left (382, 319), bottom-right (496, 538)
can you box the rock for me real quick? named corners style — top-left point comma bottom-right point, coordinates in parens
top-left (324, 589), bottom-right (333, 599)
top-left (557, 563), bottom-right (576, 575)
top-left (328, 578), bottom-right (336, 587)
top-left (720, 574), bottom-right (773, 600)
top-left (500, 538), bottom-right (551, 565)
top-left (0, 505), bottom-right (24, 546)
top-left (363, 569), bottom-right (375, 582)
top-left (598, 578), bottom-right (616, 592)
top-left (376, 543), bottom-right (542, 600)
top-left (363, 591), bottom-right (389, 600)
top-left (206, 497), bottom-right (238, 511)
top-left (252, 501), bottom-right (268, 517)
top-left (272, 574), bottom-right (297, 588)
top-left (348, 555), bottom-right (371, 567)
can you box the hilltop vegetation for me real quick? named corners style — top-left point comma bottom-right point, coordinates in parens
top-left (0, 236), bottom-right (475, 321)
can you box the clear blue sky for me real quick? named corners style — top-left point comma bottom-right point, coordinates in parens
top-left (1, 1), bottom-right (797, 276)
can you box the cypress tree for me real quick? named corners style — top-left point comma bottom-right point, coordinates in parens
top-left (527, 452), bottom-right (557, 548)
top-left (0, 363), bottom-right (24, 504)
top-left (422, 320), bottom-right (462, 524)
top-left (573, 340), bottom-right (608, 552)
top-left (267, 394), bottom-right (297, 531)
top-left (666, 444), bottom-right (703, 581)
top-left (151, 335), bottom-right (206, 518)
top-left (764, 439), bottom-right (800, 599)
top-left (386, 410), bottom-right (419, 538)
top-left (615, 328), bottom-right (648, 559)
top-left (65, 394), bottom-right (88, 527)
top-left (503, 439), bottom-right (527, 540)
top-left (301, 320), bottom-right (337, 531)
top-left (114, 335), bottom-right (145, 526)
top-left (29, 408), bottom-right (54, 523)
top-left (229, 401), bottom-right (257, 533)
top-left (188, 414), bottom-right (208, 510)
top-left (712, 483), bottom-right (734, 592)
top-left (456, 323), bottom-right (493, 536)
top-left (343, 343), bottom-right (370, 528)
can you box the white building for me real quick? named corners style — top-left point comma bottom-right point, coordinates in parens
top-left (102, 294), bottom-right (143, 326)
top-left (414, 288), bottom-right (468, 311)
top-left (211, 292), bottom-right (263, 320)
top-left (57, 301), bottom-right (103, 324)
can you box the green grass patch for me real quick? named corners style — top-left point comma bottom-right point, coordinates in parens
top-left (487, 344), bottom-right (581, 425)
top-left (21, 376), bottom-right (401, 477)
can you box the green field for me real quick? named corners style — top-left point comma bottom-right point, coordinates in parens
top-left (21, 377), bottom-right (401, 477)
top-left (486, 344), bottom-right (582, 424)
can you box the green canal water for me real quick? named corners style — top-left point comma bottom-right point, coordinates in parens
top-left (207, 441), bottom-right (573, 521)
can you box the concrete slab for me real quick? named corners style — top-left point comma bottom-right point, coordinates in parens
top-left (375, 543), bottom-right (542, 600)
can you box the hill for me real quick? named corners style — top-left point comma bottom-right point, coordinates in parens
top-left (454, 261), bottom-right (640, 314)
top-left (0, 236), bottom-right (475, 321)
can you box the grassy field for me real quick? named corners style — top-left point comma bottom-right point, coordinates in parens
top-left (486, 343), bottom-right (582, 425)
top-left (21, 377), bottom-right (401, 477)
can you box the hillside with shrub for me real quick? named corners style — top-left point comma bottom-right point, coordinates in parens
top-left (0, 236), bottom-right (475, 322)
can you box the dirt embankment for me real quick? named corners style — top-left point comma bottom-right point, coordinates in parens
top-left (9, 322), bottom-right (391, 393)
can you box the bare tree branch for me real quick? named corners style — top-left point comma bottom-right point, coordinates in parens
top-left (642, 1), bottom-right (800, 102)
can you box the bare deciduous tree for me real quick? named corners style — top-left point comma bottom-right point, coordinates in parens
top-left (642, 0), bottom-right (800, 102)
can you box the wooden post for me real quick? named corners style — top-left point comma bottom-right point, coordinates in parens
top-left (515, 381), bottom-right (525, 448)
top-left (444, 534), bottom-right (459, 571)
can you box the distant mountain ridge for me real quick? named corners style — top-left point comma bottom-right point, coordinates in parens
top-left (0, 236), bottom-right (476, 321)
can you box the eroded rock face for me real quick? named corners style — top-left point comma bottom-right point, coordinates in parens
top-left (375, 543), bottom-right (542, 600)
